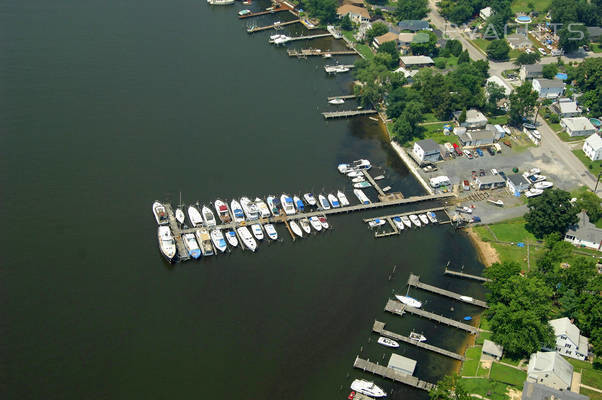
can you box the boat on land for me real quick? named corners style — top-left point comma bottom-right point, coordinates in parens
top-left (183, 233), bottom-right (201, 259)
top-left (293, 195), bottom-right (305, 212)
top-left (304, 193), bottom-right (317, 206)
top-left (392, 216), bottom-right (405, 230)
top-left (337, 190), bottom-right (350, 206)
top-left (525, 188), bottom-right (544, 198)
top-left (347, 170), bottom-right (363, 178)
top-left (395, 295), bottom-right (422, 308)
top-left (309, 216), bottom-right (322, 231)
top-left (409, 214), bottom-right (421, 227)
top-left (318, 194), bottom-right (331, 210)
top-left (255, 197), bottom-right (271, 218)
top-left (264, 224), bottom-right (278, 240)
top-left (300, 218), bottom-right (311, 234)
top-left (377, 337), bottom-right (400, 348)
top-left (211, 229), bottom-right (227, 253)
top-left (350, 379), bottom-right (386, 398)
top-left (328, 98), bottom-right (344, 105)
top-left (351, 176), bottom-right (365, 183)
top-left (214, 199), bottom-right (231, 223)
top-left (187, 205), bottom-right (203, 227)
top-left (251, 224), bottom-right (264, 240)
top-left (409, 332), bottom-right (427, 342)
top-left (419, 214), bottom-right (429, 225)
top-left (157, 226), bottom-right (177, 262)
top-left (267, 195), bottom-right (280, 217)
top-left (281, 194), bottom-right (296, 215)
top-left (353, 189), bottom-right (370, 205)
top-left (230, 199), bottom-right (245, 223)
top-left (289, 220), bottom-right (303, 238)
top-left (237, 226), bottom-right (257, 252)
top-left (319, 216), bottom-right (329, 229)
top-left (354, 181), bottom-right (371, 189)
top-left (427, 212), bottom-right (438, 223)
top-left (196, 229), bottom-right (215, 256)
top-left (202, 205), bottom-right (217, 227)
top-left (152, 201), bottom-right (168, 225)
top-left (328, 193), bottom-right (340, 208)
top-left (487, 199), bottom-right (504, 207)
top-left (240, 197), bottom-right (260, 220)
top-left (225, 229), bottom-right (238, 247)
top-left (400, 215), bottom-right (412, 228)
top-left (456, 206), bottom-right (473, 214)
top-left (534, 181), bottom-right (553, 190)
top-left (337, 159), bottom-right (371, 174)
top-left (175, 208), bottom-right (185, 224)
top-left (368, 219), bottom-right (386, 228)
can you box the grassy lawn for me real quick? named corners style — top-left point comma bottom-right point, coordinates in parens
top-left (355, 43), bottom-right (374, 60)
top-left (488, 115), bottom-right (509, 125)
top-left (500, 356), bottom-right (521, 367)
top-left (480, 318), bottom-right (491, 331)
top-left (565, 357), bottom-right (602, 389)
top-left (490, 363), bottom-right (527, 387)
top-left (487, 217), bottom-right (537, 243)
top-left (558, 130), bottom-right (586, 142)
top-left (462, 359), bottom-right (480, 376)
top-left (409, 123), bottom-right (458, 146)
top-left (460, 378), bottom-right (509, 400)
top-left (573, 149), bottom-right (602, 177)
top-left (473, 38), bottom-right (490, 52)
top-left (511, 0), bottom-right (552, 12)
top-left (476, 331), bottom-right (493, 345)
top-left (422, 113), bottom-right (443, 123)
top-left (592, 43), bottom-right (602, 53)
top-left (342, 30), bottom-right (353, 42)
top-left (492, 242), bottom-right (541, 268)
top-left (508, 49), bottom-right (522, 59)
top-left (581, 388), bottom-right (602, 400)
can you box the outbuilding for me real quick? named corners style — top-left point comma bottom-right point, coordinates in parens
top-left (475, 175), bottom-right (506, 190)
top-left (400, 55), bottom-right (434, 69)
top-left (481, 339), bottom-right (504, 361)
top-left (387, 354), bottom-right (416, 376)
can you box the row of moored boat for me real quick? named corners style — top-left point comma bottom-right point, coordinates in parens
top-left (368, 212), bottom-right (438, 229)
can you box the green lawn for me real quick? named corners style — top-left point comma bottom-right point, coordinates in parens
top-left (342, 30), bottom-right (354, 42)
top-left (511, 0), bottom-right (552, 12)
top-left (500, 356), bottom-right (521, 367)
top-left (488, 115), bottom-right (509, 125)
top-left (460, 378), bottom-right (510, 400)
top-left (566, 357), bottom-right (602, 389)
top-left (422, 113), bottom-right (443, 123)
top-left (462, 359), bottom-right (480, 376)
top-left (476, 331), bottom-right (493, 345)
top-left (473, 226), bottom-right (496, 242)
top-left (472, 38), bottom-right (490, 52)
top-left (490, 363), bottom-right (527, 387)
top-left (558, 130), bottom-right (586, 142)
top-left (580, 388), bottom-right (602, 400)
top-left (355, 43), bottom-right (374, 60)
top-left (573, 149), bottom-right (602, 177)
top-left (487, 217), bottom-right (537, 243)
top-left (592, 43), bottom-right (602, 53)
top-left (409, 123), bottom-right (458, 146)
top-left (480, 318), bottom-right (491, 331)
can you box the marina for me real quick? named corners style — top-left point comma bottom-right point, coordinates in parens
top-left (407, 273), bottom-right (489, 308)
top-left (352, 357), bottom-right (435, 391)
top-left (385, 299), bottom-right (479, 334)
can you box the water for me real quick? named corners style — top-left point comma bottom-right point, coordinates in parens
top-left (1, 1), bottom-right (486, 398)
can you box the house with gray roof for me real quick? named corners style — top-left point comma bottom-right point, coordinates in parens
top-left (522, 382), bottom-right (589, 400)
top-left (507, 174), bottom-right (530, 194)
top-left (475, 175), bottom-right (506, 191)
top-left (561, 117), bottom-right (596, 137)
top-left (520, 64), bottom-right (544, 81)
top-left (457, 129), bottom-right (494, 147)
top-left (413, 139), bottom-right (441, 164)
top-left (565, 210), bottom-right (602, 251)
top-left (533, 78), bottom-right (565, 99)
top-left (482, 339), bottom-right (504, 360)
top-left (548, 317), bottom-right (589, 360)
top-left (397, 20), bottom-right (430, 32)
top-left (453, 109), bottom-right (488, 129)
top-left (527, 351), bottom-right (573, 390)
top-left (552, 99), bottom-right (581, 118)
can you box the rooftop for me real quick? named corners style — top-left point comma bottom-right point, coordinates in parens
top-left (523, 64), bottom-right (543, 73)
top-left (535, 78), bottom-right (566, 89)
top-left (477, 175), bottom-right (506, 185)
top-left (555, 100), bottom-right (580, 115)
top-left (400, 55), bottom-right (434, 65)
top-left (415, 138), bottom-right (440, 154)
top-left (549, 317), bottom-right (580, 345)
top-left (397, 20), bottom-right (430, 31)
top-left (507, 174), bottom-right (529, 186)
top-left (482, 339), bottom-right (504, 357)
top-left (527, 351), bottom-right (573, 388)
top-left (388, 353), bottom-right (417, 375)
top-left (566, 210), bottom-right (602, 246)
top-left (522, 381), bottom-right (589, 400)
top-left (585, 133), bottom-right (602, 150)
top-left (562, 117), bottom-right (596, 132)
top-left (336, 4), bottom-right (370, 18)
top-left (374, 31), bottom-right (400, 44)
top-left (398, 32), bottom-right (416, 43)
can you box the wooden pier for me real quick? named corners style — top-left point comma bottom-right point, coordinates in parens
top-left (238, 8), bottom-right (289, 19)
top-left (408, 273), bottom-right (488, 308)
top-left (287, 49), bottom-right (357, 57)
top-left (385, 299), bottom-right (478, 334)
top-left (322, 109), bottom-right (378, 119)
top-left (444, 267), bottom-right (491, 282)
top-left (362, 170), bottom-right (384, 197)
top-left (327, 94), bottom-right (357, 100)
top-left (285, 33), bottom-right (333, 42)
top-left (247, 20), bottom-right (300, 33)
top-left (353, 356), bottom-right (435, 391)
top-left (372, 321), bottom-right (465, 360)
top-left (164, 204), bottom-right (190, 261)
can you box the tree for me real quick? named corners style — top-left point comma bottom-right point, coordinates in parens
top-left (542, 64), bottom-right (558, 79)
top-left (365, 22), bottom-right (389, 44)
top-left (340, 14), bottom-right (352, 31)
top-left (486, 81), bottom-right (506, 112)
top-left (508, 81), bottom-right (538, 126)
top-left (457, 50), bottom-right (470, 64)
top-left (591, 327), bottom-right (602, 356)
top-left (445, 39), bottom-right (463, 57)
top-left (303, 0), bottom-right (338, 24)
top-left (410, 30), bottom-right (438, 56)
top-left (525, 189), bottom-right (579, 239)
top-left (458, 108), bottom-right (466, 123)
top-left (392, 101), bottom-right (424, 143)
top-left (435, 58), bottom-right (446, 69)
top-left (515, 51), bottom-right (541, 65)
top-left (559, 24), bottom-right (589, 53)
top-left (484, 261), bottom-right (522, 303)
top-left (487, 39), bottom-right (510, 61)
top-left (377, 41), bottom-right (400, 69)
top-left (575, 190), bottom-right (602, 223)
top-left (430, 375), bottom-right (472, 400)
top-left (395, 0), bottom-right (429, 20)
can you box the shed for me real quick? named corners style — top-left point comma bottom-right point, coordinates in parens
top-left (387, 353), bottom-right (417, 375)
top-left (507, 174), bottom-right (530, 194)
top-left (400, 55), bottom-right (434, 69)
top-left (482, 339), bottom-right (504, 360)
top-left (475, 175), bottom-right (506, 191)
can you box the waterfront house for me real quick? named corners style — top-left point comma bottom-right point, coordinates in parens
top-left (520, 64), bottom-right (544, 81)
top-left (480, 7), bottom-right (494, 20)
top-left (453, 109), bottom-right (488, 129)
top-left (413, 139), bottom-right (441, 164)
top-left (393, 66), bottom-right (419, 82)
top-left (527, 351), bottom-right (573, 390)
top-left (561, 117), bottom-right (596, 137)
top-left (532, 78), bottom-right (565, 99)
top-left (387, 354), bottom-right (416, 375)
top-left (336, 4), bottom-right (370, 24)
top-left (583, 134), bottom-right (602, 161)
top-left (552, 99), bottom-right (581, 118)
top-left (564, 210), bottom-right (602, 251)
top-left (398, 20), bottom-right (430, 32)
top-left (481, 339), bottom-right (504, 361)
top-left (521, 382), bottom-right (589, 400)
top-left (400, 55), bottom-right (434, 69)
top-left (507, 174), bottom-right (530, 194)
top-left (372, 32), bottom-right (400, 49)
top-left (548, 317), bottom-right (589, 361)
top-left (475, 175), bottom-right (506, 191)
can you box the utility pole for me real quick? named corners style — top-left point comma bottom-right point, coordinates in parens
top-left (595, 172), bottom-right (602, 193)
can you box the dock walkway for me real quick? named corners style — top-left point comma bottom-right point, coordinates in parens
top-left (385, 299), bottom-right (478, 334)
top-left (327, 94), bottom-right (357, 100)
top-left (238, 8), bottom-right (288, 19)
top-left (362, 170), bottom-right (384, 197)
top-left (322, 110), bottom-right (377, 119)
top-left (247, 20), bottom-right (299, 33)
top-left (373, 321), bottom-right (465, 360)
top-left (164, 204), bottom-right (190, 261)
top-left (408, 273), bottom-right (488, 308)
top-left (353, 356), bottom-right (435, 391)
top-left (287, 49), bottom-right (357, 57)
top-left (444, 267), bottom-right (491, 282)
top-left (285, 33), bottom-right (333, 42)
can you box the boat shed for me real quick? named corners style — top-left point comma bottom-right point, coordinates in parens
top-left (388, 354), bottom-right (417, 376)
top-left (475, 175), bottom-right (506, 190)
top-left (482, 339), bottom-right (504, 361)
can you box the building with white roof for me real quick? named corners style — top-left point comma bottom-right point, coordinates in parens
top-left (480, 6), bottom-right (493, 20)
top-left (527, 351), bottom-right (573, 390)
top-left (400, 55), bottom-right (434, 69)
top-left (533, 78), bottom-right (565, 99)
top-left (552, 99), bottom-right (581, 118)
top-left (548, 317), bottom-right (589, 360)
top-left (583, 134), bottom-right (602, 161)
top-left (561, 117), bottom-right (596, 137)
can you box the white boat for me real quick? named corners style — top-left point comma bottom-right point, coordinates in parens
top-left (230, 199), bottom-right (245, 223)
top-left (299, 218), bottom-right (311, 234)
top-left (214, 199), bottom-right (231, 223)
top-left (255, 197), bottom-right (271, 218)
top-left (293, 195), bottom-right (305, 213)
top-left (175, 208), bottom-right (185, 225)
top-left (267, 196), bottom-right (280, 217)
top-left (374, 175), bottom-right (385, 180)
top-left (202, 205), bottom-right (217, 227)
top-left (354, 181), bottom-right (371, 189)
top-left (328, 193), bottom-right (340, 208)
top-left (157, 226), bottom-right (177, 262)
top-left (319, 216), bottom-right (329, 229)
top-left (529, 167), bottom-right (541, 175)
top-left (419, 214), bottom-right (429, 225)
top-left (377, 337), bottom-right (400, 348)
top-left (195, 229), bottom-right (214, 256)
top-left (337, 190), bottom-right (350, 206)
top-left (318, 194), bottom-right (330, 210)
top-left (238, 9), bottom-right (251, 16)
top-left (460, 296), bottom-right (474, 302)
top-left (530, 174), bottom-right (547, 183)
top-left (281, 194), bottom-right (296, 215)
top-left (350, 379), bottom-right (386, 398)
top-left (289, 220), bottom-right (303, 238)
top-left (183, 233), bottom-right (201, 259)
top-left (534, 181), bottom-right (553, 190)
top-left (303, 193), bottom-right (317, 206)
top-left (187, 205), bottom-right (203, 227)
top-left (264, 224), bottom-right (278, 240)
top-left (368, 218), bottom-right (386, 228)
top-left (392, 216), bottom-right (404, 230)
top-left (382, 186), bottom-right (391, 192)
top-left (395, 295), bottom-right (422, 308)
top-left (347, 170), bottom-right (363, 178)
top-left (351, 176), bottom-right (365, 183)
top-left (427, 212), bottom-right (438, 223)
top-left (353, 189), bottom-right (370, 205)
top-left (337, 159), bottom-right (371, 174)
top-left (240, 197), bottom-right (259, 220)
top-left (328, 98), bottom-right (344, 105)
top-left (152, 201), bottom-right (168, 225)
top-left (409, 214), bottom-right (421, 227)
top-left (225, 229), bottom-right (238, 247)
top-left (272, 35), bottom-right (290, 45)
top-left (211, 229), bottom-right (227, 253)
top-left (207, 0), bottom-right (234, 5)
top-left (237, 226), bottom-right (257, 252)
top-left (525, 188), bottom-right (544, 198)
top-left (456, 206), bottom-right (473, 214)
top-left (487, 199), bottom-right (504, 207)
top-left (409, 332), bottom-right (427, 342)
top-left (400, 215), bottom-right (412, 228)
top-left (309, 216), bottom-right (322, 231)
top-left (251, 224), bottom-right (264, 240)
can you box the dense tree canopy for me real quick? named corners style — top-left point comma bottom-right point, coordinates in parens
top-left (365, 22), bottom-right (389, 44)
top-left (302, 0), bottom-right (338, 23)
top-left (550, 0), bottom-right (601, 26)
top-left (445, 39), bottom-right (464, 57)
top-left (558, 24), bottom-right (589, 53)
top-left (430, 375), bottom-right (472, 400)
top-left (542, 64), bottom-right (558, 79)
top-left (514, 51), bottom-right (541, 65)
top-left (395, 0), bottom-right (429, 20)
top-left (575, 190), bottom-right (602, 223)
top-left (508, 81), bottom-right (538, 126)
top-left (377, 41), bottom-right (400, 69)
top-left (486, 81), bottom-right (506, 113)
top-left (486, 39), bottom-right (510, 60)
top-left (568, 58), bottom-right (602, 116)
top-left (525, 189), bottom-right (579, 239)
top-left (410, 30), bottom-right (438, 56)
top-left (340, 14), bottom-right (352, 31)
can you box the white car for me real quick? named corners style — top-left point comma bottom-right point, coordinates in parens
top-left (538, 47), bottom-right (547, 55)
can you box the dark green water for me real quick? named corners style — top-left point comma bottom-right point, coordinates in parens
top-left (1, 1), bottom-right (486, 399)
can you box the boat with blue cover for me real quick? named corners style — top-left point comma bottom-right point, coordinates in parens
top-left (183, 233), bottom-right (201, 259)
top-left (281, 194), bottom-right (296, 215)
top-left (293, 195), bottom-right (305, 212)
top-left (230, 199), bottom-right (245, 223)
top-left (211, 229), bottom-right (227, 253)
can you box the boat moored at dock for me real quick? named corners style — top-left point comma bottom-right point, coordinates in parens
top-left (230, 199), bottom-right (245, 223)
top-left (318, 194), bottom-right (330, 210)
top-left (196, 229), bottom-right (214, 256)
top-left (175, 208), bottom-right (185, 225)
top-left (281, 194), bottom-right (296, 215)
top-left (395, 295), bottom-right (422, 308)
top-left (157, 226), bottom-right (177, 262)
top-left (267, 195), bottom-right (280, 217)
top-left (309, 216), bottom-right (322, 231)
top-left (240, 197), bottom-right (259, 220)
top-left (401, 215), bottom-right (412, 228)
top-left (409, 214), bottom-right (421, 227)
top-left (152, 201), bottom-right (168, 225)
top-left (319, 216), bottom-right (329, 229)
top-left (188, 205), bottom-right (203, 227)
top-left (264, 224), bottom-right (278, 240)
top-left (289, 220), bottom-right (303, 237)
top-left (392, 216), bottom-right (404, 230)
top-left (237, 226), bottom-right (257, 252)
top-left (293, 195), bottom-right (305, 212)
top-left (183, 233), bottom-right (201, 259)
top-left (211, 229), bottom-right (227, 253)
top-left (354, 181), bottom-right (371, 189)
top-left (202, 205), bottom-right (217, 227)
top-left (328, 193), bottom-right (340, 208)
top-left (419, 214), bottom-right (429, 225)
top-left (427, 212), bottom-right (438, 223)
top-left (251, 224), bottom-right (264, 240)
top-left (409, 332), bottom-right (427, 342)
top-left (350, 379), bottom-right (387, 398)
top-left (299, 218), bottom-right (311, 234)
top-left (353, 189), bottom-right (370, 205)
top-left (255, 197), bottom-right (271, 218)
top-left (303, 193), bottom-right (316, 206)
top-left (377, 336), bottom-right (400, 348)
top-left (368, 218), bottom-right (386, 228)
top-left (336, 190), bottom-right (349, 206)
top-left (214, 199), bottom-right (231, 223)
top-left (225, 229), bottom-right (238, 247)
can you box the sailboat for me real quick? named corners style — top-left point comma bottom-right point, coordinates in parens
top-left (175, 209), bottom-right (185, 225)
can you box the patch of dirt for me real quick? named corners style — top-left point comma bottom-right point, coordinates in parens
top-left (466, 227), bottom-right (500, 266)
top-left (507, 387), bottom-right (522, 400)
top-left (480, 360), bottom-right (492, 370)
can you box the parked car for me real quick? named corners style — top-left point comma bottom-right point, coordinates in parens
top-left (487, 147), bottom-right (496, 156)
top-left (463, 149), bottom-right (473, 159)
top-left (463, 180), bottom-right (470, 191)
top-left (476, 148), bottom-right (484, 157)
top-left (479, 169), bottom-right (485, 176)
top-left (491, 168), bottom-right (498, 175)
top-left (538, 47), bottom-right (547, 55)
top-left (453, 143), bottom-right (462, 156)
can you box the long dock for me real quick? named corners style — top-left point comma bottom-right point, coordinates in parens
top-left (238, 8), bottom-right (289, 19)
top-left (327, 94), bottom-right (357, 100)
top-left (385, 299), bottom-right (478, 334)
top-left (362, 169), bottom-right (384, 197)
top-left (164, 204), bottom-right (190, 261)
top-left (287, 49), bottom-right (357, 57)
top-left (444, 267), bottom-right (491, 282)
top-left (408, 273), bottom-right (488, 308)
top-left (353, 356), bottom-right (435, 391)
top-left (247, 20), bottom-right (299, 33)
top-left (322, 110), bottom-right (377, 119)
top-left (365, 207), bottom-right (450, 238)
top-left (372, 321), bottom-right (465, 360)
top-left (285, 33), bottom-right (332, 42)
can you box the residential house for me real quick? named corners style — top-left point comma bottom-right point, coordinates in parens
top-left (457, 130), bottom-right (495, 147)
top-left (522, 382), bottom-right (589, 400)
top-left (587, 26), bottom-right (602, 41)
top-left (565, 210), bottom-right (602, 251)
top-left (387, 354), bottom-right (416, 375)
top-left (561, 117), bottom-right (596, 137)
top-left (520, 64), bottom-right (544, 81)
top-left (548, 317), bottom-right (589, 361)
top-left (336, 5), bottom-right (370, 24)
top-left (481, 339), bottom-right (504, 361)
top-left (354, 22), bottom-right (372, 41)
top-left (526, 351), bottom-right (573, 390)
top-left (583, 133), bottom-right (602, 161)
top-left (532, 78), bottom-right (565, 99)
top-left (480, 6), bottom-right (493, 20)
top-left (507, 33), bottom-right (532, 49)
top-left (400, 55), bottom-right (434, 69)
top-left (373, 32), bottom-right (399, 49)
top-left (507, 174), bottom-right (531, 194)
top-left (413, 139), bottom-right (441, 164)
top-left (397, 20), bottom-right (430, 32)
top-left (552, 99), bottom-right (581, 118)
top-left (398, 32), bottom-right (416, 54)
top-left (393, 66), bottom-right (419, 82)
top-left (453, 109), bottom-right (488, 129)
top-left (475, 175), bottom-right (507, 190)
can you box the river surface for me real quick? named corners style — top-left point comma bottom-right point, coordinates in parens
top-left (1, 1), bottom-right (486, 399)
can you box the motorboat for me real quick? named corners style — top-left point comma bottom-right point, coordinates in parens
top-left (251, 224), bottom-right (264, 240)
top-left (272, 35), bottom-right (290, 45)
top-left (195, 229), bottom-right (215, 256)
top-left (534, 181), bottom-right (553, 190)
top-left (202, 205), bottom-right (217, 227)
top-left (528, 167), bottom-right (541, 175)
top-left (392, 216), bottom-right (404, 230)
top-left (409, 214), bottom-right (421, 227)
top-left (337, 190), bottom-right (350, 207)
top-left (182, 233), bottom-right (201, 259)
top-left (214, 199), bottom-right (231, 223)
top-left (225, 229), bottom-right (238, 247)
top-left (487, 199), bottom-right (504, 207)
top-left (319, 216), bottom-right (329, 229)
top-left (337, 159), bottom-right (371, 174)
top-left (175, 208), bottom-right (185, 225)
top-left (460, 296), bottom-right (474, 302)
top-left (309, 216), bottom-right (322, 231)
top-left (347, 170), bottom-right (363, 178)
top-left (207, 0), bottom-right (234, 5)
top-left (354, 181), bottom-right (371, 189)
top-left (328, 98), bottom-right (344, 105)
top-left (157, 226), bottom-right (177, 262)
top-left (152, 201), bottom-right (168, 225)
top-left (281, 194), bottom-right (296, 215)
top-left (264, 224), bottom-right (278, 240)
top-left (354, 189), bottom-right (370, 205)
top-left (318, 194), bottom-right (330, 210)
top-left (400, 215), bottom-right (412, 228)
top-left (237, 226), bottom-right (257, 252)
top-left (525, 188), bottom-right (544, 198)
top-left (267, 195), bottom-right (281, 217)
top-left (374, 175), bottom-right (385, 180)
top-left (527, 174), bottom-right (547, 183)
top-left (230, 199), bottom-right (245, 223)
top-left (240, 197), bottom-right (259, 220)
top-left (409, 332), bottom-right (427, 342)
top-left (368, 219), bottom-right (386, 228)
top-left (395, 295), bottom-right (422, 308)
top-left (464, 316), bottom-right (473, 321)
top-left (299, 218), bottom-right (311, 234)
top-left (188, 205), bottom-right (203, 227)
top-left (419, 214), bottom-right (429, 225)
top-left (289, 220), bottom-right (303, 238)
top-left (351, 176), bottom-right (365, 183)
top-left (254, 197), bottom-right (271, 218)
top-left (427, 212), bottom-right (438, 223)
top-left (211, 229), bottom-right (227, 253)
top-left (350, 379), bottom-right (386, 398)
top-left (303, 193), bottom-right (317, 206)
top-left (328, 193), bottom-right (340, 208)
top-left (377, 337), bottom-right (400, 348)
top-left (456, 206), bottom-right (473, 214)
top-left (293, 195), bottom-right (305, 213)
top-left (238, 9), bottom-right (251, 16)
top-left (382, 186), bottom-right (391, 192)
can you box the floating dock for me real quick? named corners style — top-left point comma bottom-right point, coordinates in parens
top-left (444, 266), bottom-right (491, 282)
top-left (287, 49), bottom-right (357, 57)
top-left (372, 321), bottom-right (465, 361)
top-left (363, 207), bottom-right (450, 238)
top-left (164, 204), bottom-right (190, 261)
top-left (407, 273), bottom-right (488, 308)
top-left (285, 33), bottom-right (333, 42)
top-left (385, 299), bottom-right (478, 334)
top-left (353, 356), bottom-right (435, 391)
top-left (247, 20), bottom-right (300, 33)
top-left (327, 94), bottom-right (357, 100)
top-left (322, 110), bottom-right (378, 119)
top-left (238, 6), bottom-right (290, 19)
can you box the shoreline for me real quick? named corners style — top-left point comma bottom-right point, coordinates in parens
top-left (465, 227), bottom-right (500, 266)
